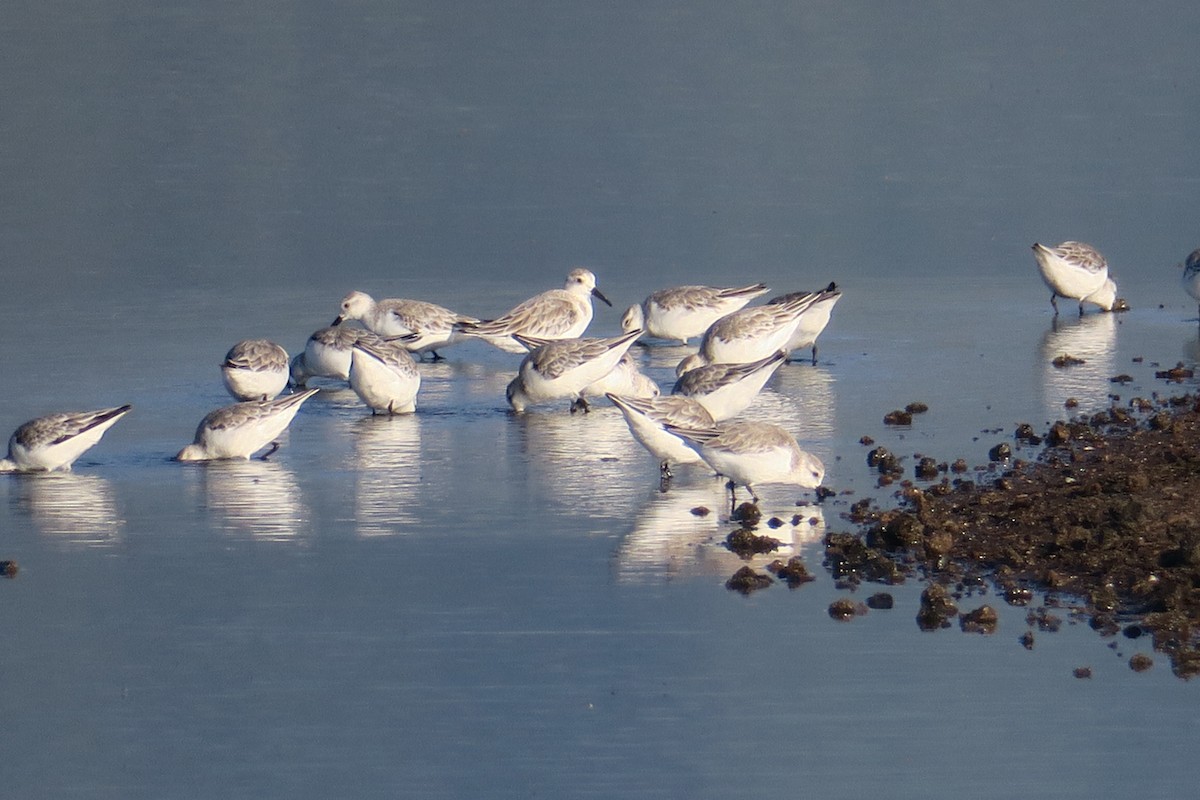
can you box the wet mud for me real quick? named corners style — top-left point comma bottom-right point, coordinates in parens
top-left (837, 392), bottom-right (1200, 679)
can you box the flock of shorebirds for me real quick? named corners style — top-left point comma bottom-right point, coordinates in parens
top-left (4, 240), bottom-right (1199, 508)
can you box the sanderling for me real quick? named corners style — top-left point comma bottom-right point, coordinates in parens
top-left (666, 420), bottom-right (825, 510)
top-left (221, 340), bottom-right (289, 401)
top-left (333, 291), bottom-right (478, 360)
top-left (674, 293), bottom-right (817, 376)
top-left (606, 393), bottom-right (715, 479)
top-left (1183, 248), bottom-right (1200, 322)
top-left (1032, 241), bottom-right (1119, 315)
top-left (671, 350), bottom-right (786, 421)
top-left (458, 268), bottom-right (612, 354)
top-left (0, 405), bottom-right (132, 473)
top-left (349, 338), bottom-right (421, 415)
top-left (767, 282), bottom-right (842, 364)
top-left (506, 329), bottom-right (642, 413)
top-left (621, 283), bottom-right (769, 345)
top-left (290, 326), bottom-right (388, 386)
top-left (176, 388), bottom-right (319, 461)
top-left (582, 352), bottom-right (660, 403)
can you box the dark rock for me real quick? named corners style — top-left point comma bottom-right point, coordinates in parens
top-left (1129, 653), bottom-right (1154, 673)
top-left (866, 592), bottom-right (894, 610)
top-left (829, 598), bottom-right (868, 621)
top-left (1073, 667), bottom-right (1093, 679)
top-left (959, 605), bottom-right (999, 634)
top-left (0, 560), bottom-right (17, 578)
top-left (1052, 354), bottom-right (1086, 368)
top-left (916, 583), bottom-right (958, 631)
top-left (1019, 631), bottom-right (1035, 650)
top-left (724, 528), bottom-right (780, 558)
top-left (731, 502), bottom-right (762, 527)
top-left (690, 506), bottom-right (711, 517)
top-left (766, 556), bottom-right (815, 588)
top-left (914, 457), bottom-right (939, 480)
top-left (726, 566), bottom-right (773, 595)
top-left (988, 442), bottom-right (1012, 461)
top-left (883, 409), bottom-right (913, 426)
top-left (905, 402), bottom-right (929, 415)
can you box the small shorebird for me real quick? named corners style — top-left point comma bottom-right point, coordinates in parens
top-left (458, 268), bottom-right (612, 354)
top-left (607, 393), bottom-right (715, 479)
top-left (675, 293), bottom-right (817, 376)
top-left (666, 419), bottom-right (825, 511)
top-left (1, 405), bottom-right (132, 472)
top-left (176, 388), bottom-right (319, 461)
top-left (1032, 241), bottom-right (1118, 315)
top-left (221, 339), bottom-right (289, 401)
top-left (767, 282), bottom-right (842, 364)
top-left (290, 326), bottom-right (388, 386)
top-left (348, 338), bottom-right (421, 415)
top-left (671, 350), bottom-right (786, 421)
top-left (581, 352), bottom-right (660, 404)
top-left (505, 329), bottom-right (641, 413)
top-left (621, 282), bottom-right (769, 345)
top-left (333, 291), bottom-right (478, 360)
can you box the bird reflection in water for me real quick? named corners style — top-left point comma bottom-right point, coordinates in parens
top-left (197, 459), bottom-right (309, 542)
top-left (615, 476), bottom-right (825, 583)
top-left (512, 407), bottom-right (646, 521)
top-left (1040, 312), bottom-right (1118, 416)
top-left (12, 472), bottom-right (124, 544)
top-left (352, 413), bottom-right (422, 537)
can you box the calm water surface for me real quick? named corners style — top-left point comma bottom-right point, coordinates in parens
top-left (2, 3), bottom-right (1199, 797)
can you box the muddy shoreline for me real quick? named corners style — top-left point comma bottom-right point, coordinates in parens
top-left (729, 389), bottom-right (1200, 679)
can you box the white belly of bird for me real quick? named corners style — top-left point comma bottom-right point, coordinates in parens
top-left (223, 367), bottom-right (288, 401)
top-left (305, 339), bottom-right (353, 380)
top-left (1036, 253), bottom-right (1107, 300)
top-left (201, 408), bottom-right (302, 459)
top-left (699, 442), bottom-right (793, 487)
top-left (349, 351), bottom-right (420, 413)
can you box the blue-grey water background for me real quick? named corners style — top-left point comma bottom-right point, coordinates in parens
top-left (2, 2), bottom-right (1199, 797)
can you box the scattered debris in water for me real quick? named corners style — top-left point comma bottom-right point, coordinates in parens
top-left (0, 560), bottom-right (18, 578)
top-left (1129, 653), bottom-right (1154, 672)
top-left (726, 566), bottom-right (773, 595)
top-left (959, 605), bottom-right (999, 635)
top-left (730, 502), bottom-right (762, 527)
top-left (1073, 667), bottom-right (1093, 679)
top-left (883, 409), bottom-right (913, 425)
top-left (690, 506), bottom-right (711, 517)
top-left (829, 598), bottom-right (868, 620)
top-left (905, 402), bottom-right (929, 415)
top-left (767, 556), bottom-right (815, 588)
top-left (987, 442), bottom-right (1012, 461)
top-left (866, 592), bottom-right (894, 610)
top-left (1110, 374), bottom-right (1134, 384)
top-left (1155, 362), bottom-right (1193, 381)
top-left (1052, 354), bottom-right (1086, 368)
top-left (724, 528), bottom-right (781, 558)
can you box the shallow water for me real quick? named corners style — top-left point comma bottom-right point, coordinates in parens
top-left (3, 3), bottom-right (1200, 797)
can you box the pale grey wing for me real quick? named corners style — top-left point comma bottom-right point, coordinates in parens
top-left (477, 293), bottom-right (580, 337)
top-left (661, 422), bottom-right (723, 447)
top-left (513, 334), bottom-right (552, 351)
top-left (767, 288), bottom-right (826, 305)
top-left (355, 339), bottom-right (418, 372)
top-left (652, 396), bottom-right (716, 427)
top-left (1056, 241), bottom-right (1107, 272)
top-left (529, 337), bottom-right (614, 379)
top-left (310, 326), bottom-right (363, 348)
top-left (671, 363), bottom-right (727, 395)
top-left (200, 390), bottom-right (315, 435)
top-left (716, 282), bottom-right (769, 300)
top-left (13, 406), bottom-right (131, 448)
top-left (650, 285), bottom-right (722, 311)
top-left (388, 300), bottom-right (477, 333)
top-left (224, 340), bottom-right (287, 371)
top-left (707, 421), bottom-right (794, 453)
top-left (710, 305), bottom-right (797, 342)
